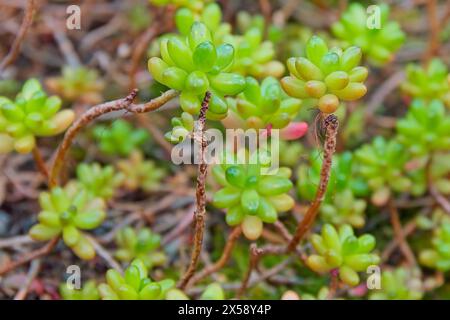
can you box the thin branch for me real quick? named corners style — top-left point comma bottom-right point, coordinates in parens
top-left (287, 114), bottom-right (339, 252)
top-left (85, 235), bottom-right (123, 273)
top-left (237, 244), bottom-right (262, 299)
top-left (14, 259), bottom-right (41, 300)
top-left (0, 237), bottom-right (59, 276)
top-left (32, 147), bottom-right (49, 180)
top-left (423, 0), bottom-right (440, 62)
top-left (382, 219), bottom-right (417, 262)
top-left (426, 156), bottom-right (450, 215)
top-left (49, 89), bottom-right (178, 187)
top-left (387, 198), bottom-right (416, 266)
top-left (326, 268), bottom-right (340, 299)
top-left (0, 0), bottom-right (36, 75)
top-left (177, 91), bottom-right (211, 290)
top-left (186, 226), bottom-right (242, 288)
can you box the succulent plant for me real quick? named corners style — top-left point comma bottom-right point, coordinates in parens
top-left (420, 222), bottom-right (450, 272)
top-left (116, 150), bottom-right (166, 192)
top-left (306, 224), bottom-right (380, 286)
top-left (165, 282), bottom-right (225, 300)
top-left (0, 79), bottom-right (74, 154)
top-left (98, 259), bottom-right (174, 300)
top-left (165, 111), bottom-right (194, 143)
top-left (369, 268), bottom-right (423, 300)
top-left (75, 163), bottom-right (122, 200)
top-left (222, 27), bottom-right (285, 79)
top-left (223, 76), bottom-right (302, 130)
top-left (401, 59), bottom-right (450, 108)
top-left (45, 66), bottom-right (104, 104)
top-left (115, 227), bottom-right (167, 268)
top-left (59, 280), bottom-right (100, 300)
top-left (29, 184), bottom-right (106, 260)
top-left (150, 0), bottom-right (211, 13)
top-left (212, 152), bottom-right (294, 240)
top-left (148, 22), bottom-right (246, 120)
top-left (301, 287), bottom-right (330, 300)
top-left (281, 36), bottom-right (368, 114)
top-left (332, 3), bottom-right (405, 66)
top-left (297, 151), bottom-right (369, 227)
top-left (396, 99), bottom-right (450, 155)
top-left (355, 136), bottom-right (411, 206)
top-left (93, 119), bottom-right (149, 157)
top-left (175, 2), bottom-right (230, 43)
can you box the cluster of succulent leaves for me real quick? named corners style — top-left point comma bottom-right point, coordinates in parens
top-left (29, 184), bottom-right (106, 260)
top-left (401, 59), bottom-right (450, 108)
top-left (45, 66), bottom-right (104, 104)
top-left (74, 163), bottom-right (122, 200)
top-left (60, 280), bottom-right (100, 300)
top-left (174, 2), bottom-right (230, 43)
top-left (166, 283), bottom-right (225, 300)
top-left (396, 99), bottom-right (450, 155)
top-left (369, 268), bottom-right (423, 300)
top-left (297, 151), bottom-right (369, 228)
top-left (98, 259), bottom-right (174, 300)
top-left (116, 150), bottom-right (166, 192)
top-left (281, 36), bottom-right (368, 114)
top-left (115, 227), bottom-right (167, 268)
top-left (221, 25), bottom-right (284, 79)
top-left (165, 111), bottom-right (194, 143)
top-left (331, 3), bottom-right (405, 66)
top-left (93, 119), bottom-right (149, 157)
top-left (212, 152), bottom-right (294, 240)
top-left (354, 136), bottom-right (412, 206)
top-left (420, 222), bottom-right (450, 272)
top-left (0, 79), bottom-right (74, 154)
top-left (306, 224), bottom-right (380, 286)
top-left (148, 21), bottom-right (246, 120)
top-left (224, 76), bottom-right (302, 130)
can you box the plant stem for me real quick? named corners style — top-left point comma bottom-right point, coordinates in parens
top-left (0, 0), bottom-right (36, 74)
top-left (237, 244), bottom-right (262, 299)
top-left (49, 89), bottom-right (178, 187)
top-left (426, 155), bottom-right (450, 215)
top-left (287, 114), bottom-right (339, 252)
top-left (177, 91), bottom-right (211, 290)
top-left (387, 198), bottom-right (416, 266)
top-left (32, 147), bottom-right (49, 179)
top-left (0, 236), bottom-right (59, 276)
top-left (186, 226), bottom-right (242, 288)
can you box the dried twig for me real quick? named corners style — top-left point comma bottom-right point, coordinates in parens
top-left (14, 259), bottom-right (41, 300)
top-left (287, 114), bottom-right (339, 252)
top-left (0, 237), bottom-right (59, 276)
top-left (0, 0), bottom-right (36, 74)
top-left (187, 226), bottom-right (242, 288)
top-left (426, 156), bottom-right (450, 215)
top-left (49, 89), bottom-right (178, 187)
top-left (85, 235), bottom-right (123, 273)
top-left (177, 91), bottom-right (211, 290)
top-left (387, 198), bottom-right (416, 266)
top-left (423, 0), bottom-right (440, 62)
top-left (32, 147), bottom-right (49, 180)
top-left (382, 219), bottom-right (417, 262)
top-left (237, 244), bottom-right (263, 298)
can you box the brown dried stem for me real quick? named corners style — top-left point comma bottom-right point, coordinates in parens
top-left (287, 114), bottom-right (339, 252)
top-left (0, 236), bottom-right (59, 276)
top-left (426, 155), bottom-right (450, 215)
top-left (237, 244), bottom-right (263, 298)
top-left (186, 226), bottom-right (242, 288)
top-left (32, 147), bottom-right (49, 179)
top-left (49, 89), bottom-right (178, 187)
top-left (0, 0), bottom-right (36, 74)
top-left (177, 91), bottom-right (211, 290)
top-left (387, 198), bottom-right (416, 266)
top-left (423, 0), bottom-right (440, 62)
